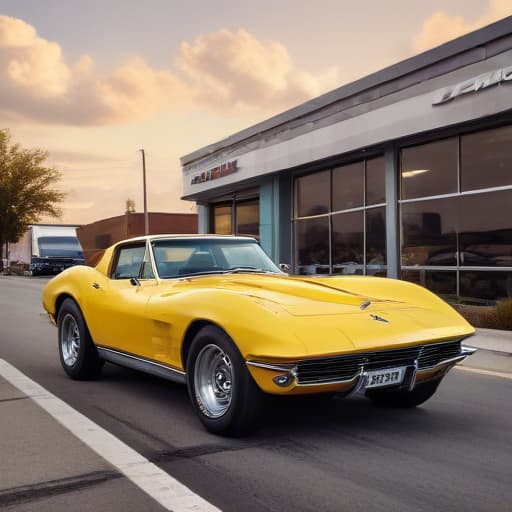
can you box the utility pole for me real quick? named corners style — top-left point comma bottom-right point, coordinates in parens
top-left (139, 149), bottom-right (149, 235)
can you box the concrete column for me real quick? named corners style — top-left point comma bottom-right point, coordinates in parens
top-left (259, 178), bottom-right (275, 260)
top-left (385, 146), bottom-right (400, 278)
top-left (277, 174), bottom-right (292, 266)
top-left (197, 204), bottom-right (209, 234)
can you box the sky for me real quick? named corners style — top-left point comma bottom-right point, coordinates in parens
top-left (1, 0), bottom-right (511, 225)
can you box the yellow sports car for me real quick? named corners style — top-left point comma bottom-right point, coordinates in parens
top-left (42, 235), bottom-right (476, 435)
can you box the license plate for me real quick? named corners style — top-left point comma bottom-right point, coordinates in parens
top-left (366, 367), bottom-right (406, 389)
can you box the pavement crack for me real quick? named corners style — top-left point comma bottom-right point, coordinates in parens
top-left (93, 405), bottom-right (176, 449)
top-left (0, 470), bottom-right (122, 506)
top-left (0, 396), bottom-right (30, 404)
top-left (151, 442), bottom-right (252, 462)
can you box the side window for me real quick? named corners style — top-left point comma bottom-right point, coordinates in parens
top-left (111, 245), bottom-right (146, 279)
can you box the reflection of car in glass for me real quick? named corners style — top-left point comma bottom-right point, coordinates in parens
top-left (426, 250), bottom-right (490, 266)
top-left (42, 235), bottom-right (476, 436)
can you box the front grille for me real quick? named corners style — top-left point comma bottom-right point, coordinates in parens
top-left (295, 340), bottom-right (462, 385)
top-left (418, 340), bottom-right (462, 369)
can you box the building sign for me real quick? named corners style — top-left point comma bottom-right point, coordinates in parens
top-left (433, 65), bottom-right (512, 105)
top-left (190, 160), bottom-right (238, 185)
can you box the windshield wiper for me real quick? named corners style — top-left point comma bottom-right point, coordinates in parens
top-left (225, 266), bottom-right (274, 274)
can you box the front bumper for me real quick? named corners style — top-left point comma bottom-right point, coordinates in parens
top-left (246, 341), bottom-right (477, 395)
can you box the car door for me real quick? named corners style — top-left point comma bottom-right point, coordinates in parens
top-left (86, 241), bottom-right (158, 359)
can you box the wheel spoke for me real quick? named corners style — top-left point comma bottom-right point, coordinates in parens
top-left (60, 313), bottom-right (80, 367)
top-left (194, 344), bottom-right (233, 418)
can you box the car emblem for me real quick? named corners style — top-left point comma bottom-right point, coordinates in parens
top-left (370, 314), bottom-right (389, 323)
top-left (360, 300), bottom-right (371, 310)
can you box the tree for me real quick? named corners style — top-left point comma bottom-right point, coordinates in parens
top-left (0, 129), bottom-right (65, 262)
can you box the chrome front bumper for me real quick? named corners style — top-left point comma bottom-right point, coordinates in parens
top-left (347, 344), bottom-right (477, 396)
top-left (247, 343), bottom-right (477, 393)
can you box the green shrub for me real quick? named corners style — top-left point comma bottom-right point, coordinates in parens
top-left (495, 298), bottom-right (512, 330)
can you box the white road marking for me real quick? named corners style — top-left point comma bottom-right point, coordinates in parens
top-left (455, 365), bottom-right (512, 380)
top-left (0, 359), bottom-right (220, 512)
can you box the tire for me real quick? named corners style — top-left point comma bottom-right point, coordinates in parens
top-left (186, 325), bottom-right (264, 436)
top-left (57, 298), bottom-right (103, 380)
top-left (366, 378), bottom-right (441, 408)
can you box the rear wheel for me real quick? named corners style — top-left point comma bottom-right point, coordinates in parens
top-left (186, 325), bottom-right (264, 436)
top-left (57, 298), bottom-right (103, 380)
top-left (366, 378), bottom-right (441, 408)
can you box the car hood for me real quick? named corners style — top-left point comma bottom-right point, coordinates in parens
top-left (170, 273), bottom-right (381, 314)
top-left (167, 273), bottom-right (473, 355)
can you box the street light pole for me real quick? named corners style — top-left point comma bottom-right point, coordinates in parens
top-left (139, 149), bottom-right (149, 235)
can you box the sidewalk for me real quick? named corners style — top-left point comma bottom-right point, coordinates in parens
top-left (0, 375), bottom-right (165, 511)
top-left (470, 328), bottom-right (512, 354)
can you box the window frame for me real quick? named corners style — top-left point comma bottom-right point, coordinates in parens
top-left (110, 241), bottom-right (156, 280)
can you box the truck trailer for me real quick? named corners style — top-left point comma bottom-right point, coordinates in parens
top-left (7, 225), bottom-right (84, 276)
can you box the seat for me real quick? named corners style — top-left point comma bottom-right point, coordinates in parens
top-left (179, 251), bottom-right (217, 274)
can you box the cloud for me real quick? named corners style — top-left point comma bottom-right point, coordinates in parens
top-left (0, 17), bottom-right (339, 126)
top-left (0, 16), bottom-right (70, 97)
top-left (0, 16), bottom-right (188, 125)
top-left (413, 0), bottom-right (512, 53)
top-left (177, 29), bottom-right (339, 111)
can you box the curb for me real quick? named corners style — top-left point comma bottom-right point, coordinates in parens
top-left (469, 328), bottom-right (512, 355)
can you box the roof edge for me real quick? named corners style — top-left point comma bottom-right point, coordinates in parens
top-left (181, 16), bottom-right (512, 166)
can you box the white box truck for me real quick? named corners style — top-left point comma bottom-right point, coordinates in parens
top-left (7, 225), bottom-right (84, 276)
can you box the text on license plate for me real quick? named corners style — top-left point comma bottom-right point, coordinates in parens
top-left (365, 367), bottom-right (406, 389)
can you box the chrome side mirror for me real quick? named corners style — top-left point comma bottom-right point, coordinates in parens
top-left (279, 263), bottom-right (290, 273)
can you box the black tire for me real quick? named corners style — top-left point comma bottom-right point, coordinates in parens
top-left (186, 325), bottom-right (265, 436)
top-left (366, 378), bottom-right (441, 408)
top-left (57, 298), bottom-right (103, 380)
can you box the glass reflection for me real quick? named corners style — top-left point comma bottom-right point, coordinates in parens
top-left (295, 217), bottom-right (330, 275)
top-left (366, 207), bottom-right (387, 275)
top-left (459, 190), bottom-right (512, 267)
top-left (236, 200), bottom-right (259, 238)
top-left (461, 125), bottom-right (512, 191)
top-left (402, 270), bottom-right (457, 298)
top-left (460, 271), bottom-right (512, 302)
top-left (366, 156), bottom-right (386, 205)
top-left (332, 161), bottom-right (364, 211)
top-left (401, 198), bottom-right (457, 266)
top-left (332, 211), bottom-right (364, 274)
top-left (212, 204), bottom-right (232, 235)
top-left (401, 138), bottom-right (458, 199)
top-left (296, 170), bottom-right (330, 217)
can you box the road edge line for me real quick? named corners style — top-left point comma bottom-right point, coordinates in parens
top-left (0, 359), bottom-right (220, 512)
top-left (455, 365), bottom-right (512, 380)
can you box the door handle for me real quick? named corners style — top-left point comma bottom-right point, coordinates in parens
top-left (92, 282), bottom-right (100, 289)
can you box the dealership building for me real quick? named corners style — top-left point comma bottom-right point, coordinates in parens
top-left (180, 18), bottom-right (512, 304)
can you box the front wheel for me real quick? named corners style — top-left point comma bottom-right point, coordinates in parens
top-left (186, 325), bottom-right (264, 436)
top-left (57, 298), bottom-right (103, 380)
top-left (366, 378), bottom-right (441, 408)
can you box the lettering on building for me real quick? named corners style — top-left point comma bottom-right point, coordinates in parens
top-left (433, 65), bottom-right (512, 105)
top-left (191, 160), bottom-right (238, 185)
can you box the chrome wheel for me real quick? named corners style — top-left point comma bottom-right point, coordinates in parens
top-left (194, 344), bottom-right (233, 418)
top-left (60, 313), bottom-right (80, 367)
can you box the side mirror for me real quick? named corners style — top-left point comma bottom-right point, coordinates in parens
top-left (279, 263), bottom-right (290, 273)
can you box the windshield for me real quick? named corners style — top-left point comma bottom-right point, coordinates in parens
top-left (38, 236), bottom-right (84, 259)
top-left (151, 238), bottom-right (282, 278)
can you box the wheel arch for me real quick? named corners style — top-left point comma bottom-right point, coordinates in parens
top-left (55, 293), bottom-right (78, 320)
top-left (181, 320), bottom-right (229, 371)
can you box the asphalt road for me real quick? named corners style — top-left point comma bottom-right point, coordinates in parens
top-left (1, 276), bottom-right (511, 511)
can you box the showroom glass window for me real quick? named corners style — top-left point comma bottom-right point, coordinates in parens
top-left (400, 125), bottom-right (512, 303)
top-left (211, 192), bottom-right (260, 238)
top-left (294, 156), bottom-right (386, 276)
top-left (211, 204), bottom-right (232, 235)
